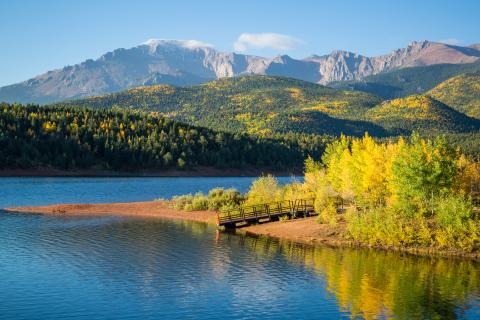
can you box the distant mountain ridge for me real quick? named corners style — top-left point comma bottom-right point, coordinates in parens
top-left (1, 39), bottom-right (479, 104)
top-left (330, 59), bottom-right (480, 99)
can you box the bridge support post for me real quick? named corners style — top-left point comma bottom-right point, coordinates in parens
top-left (223, 222), bottom-right (236, 230)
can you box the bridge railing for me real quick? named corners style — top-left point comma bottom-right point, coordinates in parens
top-left (217, 198), bottom-right (315, 225)
top-left (291, 198), bottom-right (315, 212)
top-left (218, 200), bottom-right (291, 224)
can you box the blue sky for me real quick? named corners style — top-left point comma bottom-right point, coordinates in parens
top-left (1, 0), bottom-right (479, 86)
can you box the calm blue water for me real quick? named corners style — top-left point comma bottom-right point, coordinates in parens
top-left (0, 177), bottom-right (479, 319)
top-left (0, 176), bottom-right (297, 208)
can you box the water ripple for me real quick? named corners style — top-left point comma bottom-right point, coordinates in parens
top-left (0, 211), bottom-right (479, 319)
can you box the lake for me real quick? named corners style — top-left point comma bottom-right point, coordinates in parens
top-left (0, 176), bottom-right (300, 208)
top-left (1, 177), bottom-right (479, 319)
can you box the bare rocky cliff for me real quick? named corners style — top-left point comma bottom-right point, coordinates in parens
top-left (1, 40), bottom-right (479, 103)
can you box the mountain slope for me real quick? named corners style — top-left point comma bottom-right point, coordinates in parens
top-left (1, 40), bottom-right (479, 104)
top-left (63, 75), bottom-right (386, 136)
top-left (364, 95), bottom-right (480, 134)
top-left (427, 72), bottom-right (480, 119)
top-left (330, 59), bottom-right (480, 99)
top-left (64, 76), bottom-right (480, 137)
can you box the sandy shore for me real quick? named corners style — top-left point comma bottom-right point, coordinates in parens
top-left (5, 201), bottom-right (349, 247)
top-left (4, 201), bottom-right (216, 224)
top-left (242, 217), bottom-right (348, 246)
top-left (5, 201), bottom-right (479, 260)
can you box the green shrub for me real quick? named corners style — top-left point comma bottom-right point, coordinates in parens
top-left (316, 200), bottom-right (338, 225)
top-left (434, 194), bottom-right (474, 229)
top-left (433, 194), bottom-right (479, 251)
top-left (244, 175), bottom-right (283, 206)
top-left (171, 194), bottom-right (194, 210)
top-left (207, 188), bottom-right (244, 211)
top-left (345, 207), bottom-right (432, 247)
top-left (171, 188), bottom-right (244, 212)
top-left (190, 192), bottom-right (209, 211)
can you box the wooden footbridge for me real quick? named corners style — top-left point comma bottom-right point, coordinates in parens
top-left (217, 198), bottom-right (316, 228)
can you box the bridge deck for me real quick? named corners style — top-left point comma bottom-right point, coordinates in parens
top-left (217, 198), bottom-right (316, 228)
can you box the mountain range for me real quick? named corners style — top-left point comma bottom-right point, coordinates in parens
top-left (331, 58), bottom-right (480, 99)
top-left (1, 39), bottom-right (480, 104)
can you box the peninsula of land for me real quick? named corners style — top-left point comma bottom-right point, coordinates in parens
top-left (5, 200), bottom-right (479, 260)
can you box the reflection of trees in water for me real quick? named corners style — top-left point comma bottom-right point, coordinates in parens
top-left (226, 233), bottom-right (480, 319)
top-left (35, 216), bottom-right (480, 319)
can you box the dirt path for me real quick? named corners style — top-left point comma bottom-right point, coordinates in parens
top-left (243, 217), bottom-right (348, 246)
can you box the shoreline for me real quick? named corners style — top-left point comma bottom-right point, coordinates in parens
top-left (0, 166), bottom-right (301, 178)
top-left (4, 201), bottom-right (479, 261)
top-left (4, 201), bottom-right (216, 224)
top-left (241, 219), bottom-right (480, 260)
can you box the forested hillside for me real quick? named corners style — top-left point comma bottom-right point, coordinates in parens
top-left (62, 75), bottom-right (480, 137)
top-left (364, 95), bottom-right (480, 134)
top-left (428, 72), bottom-right (480, 119)
top-left (3, 76), bottom-right (478, 173)
top-left (0, 103), bottom-right (330, 171)
top-left (63, 76), bottom-right (383, 136)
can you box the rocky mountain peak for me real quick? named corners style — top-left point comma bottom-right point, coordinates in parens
top-left (469, 43), bottom-right (480, 51)
top-left (142, 39), bottom-right (214, 51)
top-left (1, 39), bottom-right (479, 104)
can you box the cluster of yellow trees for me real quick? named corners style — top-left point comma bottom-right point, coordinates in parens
top-left (245, 134), bottom-right (480, 251)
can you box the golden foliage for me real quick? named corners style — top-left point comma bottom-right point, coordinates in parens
top-left (302, 101), bottom-right (350, 116)
top-left (249, 135), bottom-right (480, 251)
top-left (428, 72), bottom-right (480, 119)
top-left (368, 95), bottom-right (440, 121)
top-left (284, 87), bottom-right (305, 101)
top-left (42, 121), bottom-right (57, 133)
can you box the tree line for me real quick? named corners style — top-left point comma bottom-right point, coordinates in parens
top-left (0, 103), bottom-right (329, 171)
